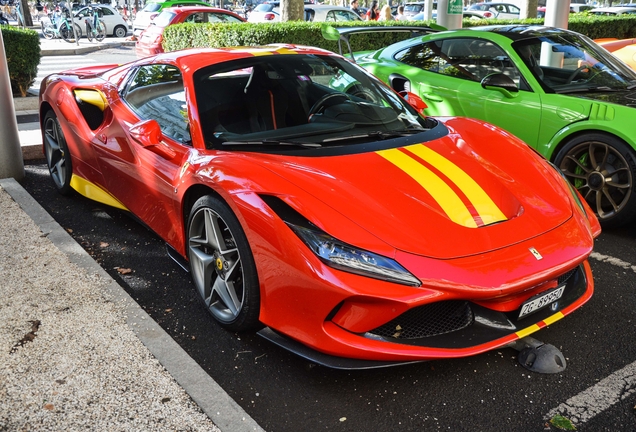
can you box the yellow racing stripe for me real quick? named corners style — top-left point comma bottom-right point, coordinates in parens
top-left (406, 145), bottom-right (507, 225)
top-left (542, 312), bottom-right (564, 326)
top-left (377, 148), bottom-right (478, 228)
top-left (515, 324), bottom-right (541, 339)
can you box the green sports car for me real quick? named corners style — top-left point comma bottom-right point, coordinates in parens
top-left (341, 25), bottom-right (636, 227)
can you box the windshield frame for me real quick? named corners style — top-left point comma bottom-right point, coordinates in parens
top-left (193, 53), bottom-right (435, 154)
top-left (512, 32), bottom-right (636, 94)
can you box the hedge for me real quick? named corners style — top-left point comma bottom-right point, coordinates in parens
top-left (162, 14), bottom-right (636, 53)
top-left (1, 25), bottom-right (41, 97)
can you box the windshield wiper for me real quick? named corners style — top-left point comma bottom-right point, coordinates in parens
top-left (221, 139), bottom-right (321, 148)
top-left (557, 86), bottom-right (621, 94)
top-left (322, 129), bottom-right (424, 143)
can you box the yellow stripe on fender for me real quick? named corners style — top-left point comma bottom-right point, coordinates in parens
top-left (377, 148), bottom-right (478, 228)
top-left (406, 145), bottom-right (507, 225)
top-left (70, 175), bottom-right (129, 211)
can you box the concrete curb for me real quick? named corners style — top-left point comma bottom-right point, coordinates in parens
top-left (40, 40), bottom-right (136, 56)
top-left (0, 177), bottom-right (265, 432)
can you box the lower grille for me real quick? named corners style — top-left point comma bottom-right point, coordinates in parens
top-left (367, 301), bottom-right (474, 340)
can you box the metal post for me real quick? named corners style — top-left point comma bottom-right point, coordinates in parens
top-left (423, 0), bottom-right (433, 21)
top-left (436, 0), bottom-right (462, 30)
top-left (0, 30), bottom-right (25, 181)
top-left (544, 0), bottom-right (570, 29)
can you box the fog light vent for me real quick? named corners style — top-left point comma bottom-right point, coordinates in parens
top-left (368, 301), bottom-right (474, 340)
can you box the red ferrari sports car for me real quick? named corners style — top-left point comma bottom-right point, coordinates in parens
top-left (40, 45), bottom-right (600, 368)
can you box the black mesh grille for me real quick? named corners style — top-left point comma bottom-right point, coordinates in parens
top-left (558, 267), bottom-right (578, 285)
top-left (367, 301), bottom-right (474, 340)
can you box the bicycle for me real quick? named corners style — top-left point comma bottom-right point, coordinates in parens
top-left (84, 5), bottom-right (105, 42)
top-left (41, 7), bottom-right (81, 43)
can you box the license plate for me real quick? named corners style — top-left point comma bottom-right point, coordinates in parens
top-left (518, 286), bottom-right (565, 319)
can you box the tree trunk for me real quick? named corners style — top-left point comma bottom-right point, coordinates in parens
top-left (280, 0), bottom-right (304, 21)
top-left (19, 0), bottom-right (33, 27)
top-left (519, 0), bottom-right (538, 19)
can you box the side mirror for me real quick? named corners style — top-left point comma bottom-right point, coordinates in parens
top-left (481, 73), bottom-right (519, 98)
top-left (400, 91), bottom-right (428, 114)
top-left (129, 119), bottom-right (176, 159)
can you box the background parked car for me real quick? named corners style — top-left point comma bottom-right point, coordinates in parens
top-left (403, 1), bottom-right (437, 19)
top-left (136, 6), bottom-right (245, 57)
top-left (467, 2), bottom-right (520, 19)
top-left (249, 3), bottom-right (360, 22)
top-left (596, 37), bottom-right (636, 70)
top-left (72, 4), bottom-right (129, 38)
top-left (589, 6), bottom-right (636, 15)
top-left (133, 0), bottom-right (211, 35)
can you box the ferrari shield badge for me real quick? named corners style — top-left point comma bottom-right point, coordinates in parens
top-left (529, 247), bottom-right (543, 260)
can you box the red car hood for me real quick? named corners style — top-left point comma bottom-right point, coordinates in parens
top-left (252, 119), bottom-right (572, 259)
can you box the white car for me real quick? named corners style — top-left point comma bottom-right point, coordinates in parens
top-left (466, 2), bottom-right (520, 19)
top-left (248, 3), bottom-right (361, 22)
top-left (73, 5), bottom-right (129, 37)
top-left (133, 0), bottom-right (212, 35)
top-left (303, 5), bottom-right (362, 21)
top-left (589, 6), bottom-right (636, 15)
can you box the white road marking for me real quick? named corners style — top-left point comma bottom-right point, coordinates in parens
top-left (591, 252), bottom-right (636, 274)
top-left (544, 361), bottom-right (636, 424)
top-left (544, 252), bottom-right (636, 425)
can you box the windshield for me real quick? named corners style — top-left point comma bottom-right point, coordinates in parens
top-left (142, 3), bottom-right (162, 12)
top-left (512, 32), bottom-right (636, 94)
top-left (153, 10), bottom-right (176, 26)
top-left (193, 53), bottom-right (431, 150)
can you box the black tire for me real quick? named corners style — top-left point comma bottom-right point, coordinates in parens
top-left (43, 110), bottom-right (73, 195)
top-left (113, 25), bottom-right (127, 38)
top-left (95, 21), bottom-right (106, 42)
top-left (553, 133), bottom-right (636, 227)
top-left (187, 195), bottom-right (261, 331)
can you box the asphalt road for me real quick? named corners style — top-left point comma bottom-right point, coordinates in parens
top-left (20, 161), bottom-right (636, 432)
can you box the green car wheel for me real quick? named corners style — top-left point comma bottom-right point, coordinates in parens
top-left (554, 134), bottom-right (636, 228)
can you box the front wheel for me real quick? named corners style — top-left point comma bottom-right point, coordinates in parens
top-left (42, 24), bottom-right (55, 39)
top-left (43, 110), bottom-right (73, 195)
top-left (187, 195), bottom-right (261, 331)
top-left (554, 133), bottom-right (636, 227)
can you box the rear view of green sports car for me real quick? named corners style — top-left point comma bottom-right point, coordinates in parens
top-left (350, 25), bottom-right (636, 227)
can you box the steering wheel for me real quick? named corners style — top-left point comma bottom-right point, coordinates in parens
top-left (565, 65), bottom-right (589, 84)
top-left (307, 93), bottom-right (351, 119)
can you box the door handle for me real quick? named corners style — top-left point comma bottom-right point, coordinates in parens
top-left (421, 93), bottom-right (443, 102)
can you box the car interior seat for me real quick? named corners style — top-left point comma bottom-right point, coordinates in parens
top-left (244, 65), bottom-right (290, 132)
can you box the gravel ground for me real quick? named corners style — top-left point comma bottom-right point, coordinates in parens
top-left (0, 185), bottom-right (220, 431)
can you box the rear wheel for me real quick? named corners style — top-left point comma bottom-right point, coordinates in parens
top-left (187, 195), bottom-right (260, 331)
top-left (43, 111), bottom-right (73, 195)
top-left (60, 22), bottom-right (82, 43)
top-left (554, 133), bottom-right (636, 227)
top-left (95, 21), bottom-right (106, 41)
top-left (113, 24), bottom-right (127, 38)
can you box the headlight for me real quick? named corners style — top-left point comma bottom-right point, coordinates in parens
top-left (288, 223), bottom-right (421, 287)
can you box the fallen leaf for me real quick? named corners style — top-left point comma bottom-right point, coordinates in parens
top-left (100, 242), bottom-right (109, 248)
top-left (44, 403), bottom-right (54, 411)
top-left (165, 309), bottom-right (172, 313)
top-left (339, 417), bottom-right (346, 422)
top-left (116, 268), bottom-right (132, 275)
top-left (66, 228), bottom-right (73, 233)
top-left (550, 415), bottom-right (576, 430)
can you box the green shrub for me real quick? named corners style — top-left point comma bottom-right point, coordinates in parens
top-left (162, 16), bottom-right (636, 53)
top-left (1, 26), bottom-right (41, 97)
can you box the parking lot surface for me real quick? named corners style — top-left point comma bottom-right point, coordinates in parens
top-left (17, 161), bottom-right (636, 432)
